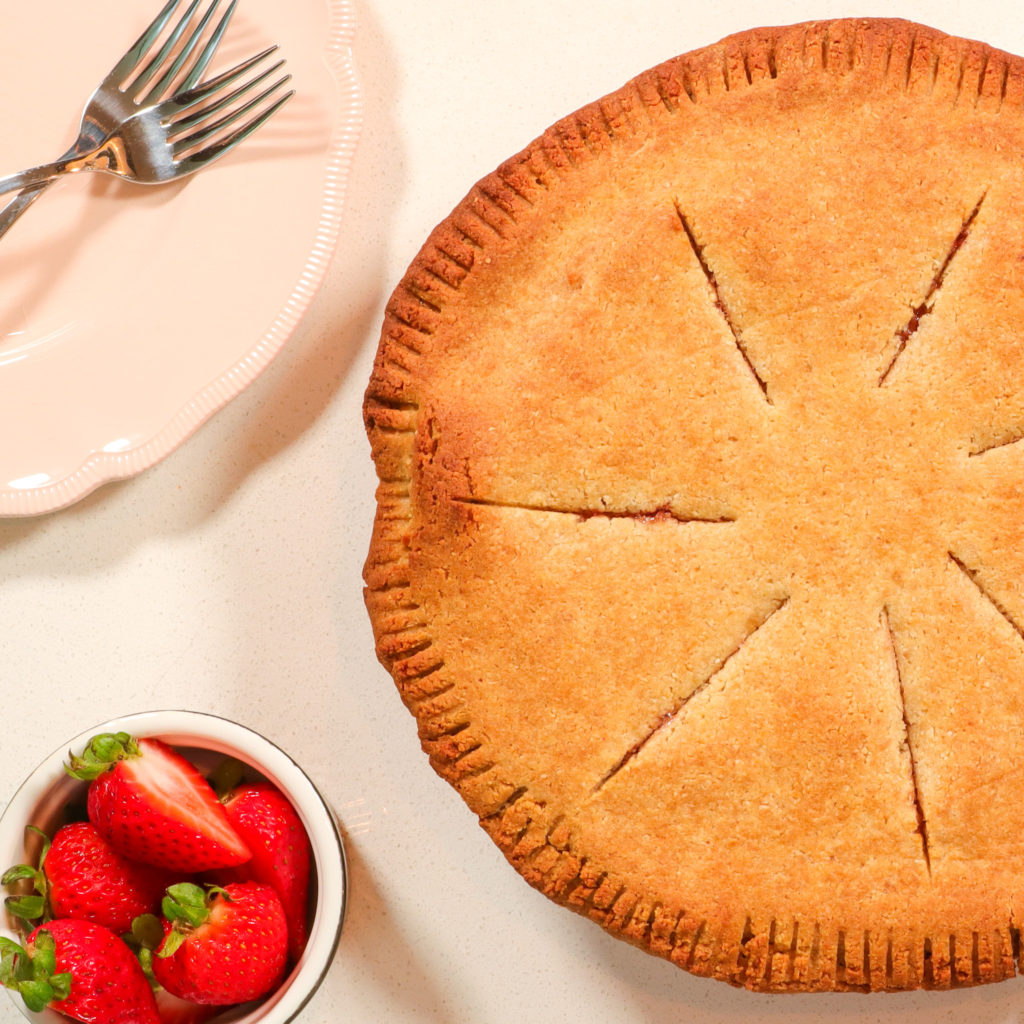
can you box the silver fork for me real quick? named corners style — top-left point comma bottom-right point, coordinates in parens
top-left (0, 0), bottom-right (234, 239)
top-left (0, 0), bottom-right (285, 235)
top-left (0, 50), bottom-right (292, 197)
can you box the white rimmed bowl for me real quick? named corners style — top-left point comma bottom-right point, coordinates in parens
top-left (0, 710), bottom-right (346, 1024)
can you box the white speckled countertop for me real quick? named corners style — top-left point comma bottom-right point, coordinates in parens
top-left (2, 1), bottom-right (1024, 1021)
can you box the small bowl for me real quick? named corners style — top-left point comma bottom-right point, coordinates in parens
top-left (0, 710), bottom-right (347, 1024)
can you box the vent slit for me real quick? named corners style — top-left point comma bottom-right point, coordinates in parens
top-left (452, 496), bottom-right (734, 524)
top-left (882, 607), bottom-right (932, 874)
top-left (968, 429), bottom-right (1024, 457)
top-left (594, 596), bottom-right (789, 791)
top-left (673, 200), bottom-right (772, 403)
top-left (879, 192), bottom-right (985, 385)
top-left (949, 551), bottom-right (1024, 642)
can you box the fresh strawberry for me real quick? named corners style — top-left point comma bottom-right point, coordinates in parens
top-left (66, 733), bottom-right (251, 872)
top-left (120, 917), bottom-right (220, 1024)
top-left (2, 823), bottom-right (176, 936)
top-left (152, 882), bottom-right (287, 1005)
top-left (0, 919), bottom-right (159, 1024)
top-left (49, 823), bottom-right (179, 934)
top-left (221, 782), bottom-right (311, 961)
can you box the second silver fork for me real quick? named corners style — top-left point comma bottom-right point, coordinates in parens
top-left (0, 0), bottom-right (237, 241)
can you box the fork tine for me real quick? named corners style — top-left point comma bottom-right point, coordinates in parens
top-left (170, 59), bottom-right (285, 135)
top-left (106, 0), bottom-right (185, 83)
top-left (144, 0), bottom-right (233, 101)
top-left (176, 45), bottom-right (280, 109)
top-left (171, 74), bottom-right (292, 156)
top-left (179, 0), bottom-right (238, 91)
top-left (130, 0), bottom-right (202, 98)
top-left (175, 89), bottom-right (294, 175)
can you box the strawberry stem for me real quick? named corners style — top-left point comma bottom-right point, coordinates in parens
top-left (161, 883), bottom-right (211, 930)
top-left (64, 732), bottom-right (139, 781)
top-left (157, 884), bottom-right (233, 959)
top-left (125, 915), bottom-right (165, 992)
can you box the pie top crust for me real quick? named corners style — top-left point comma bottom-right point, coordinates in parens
top-left (363, 18), bottom-right (1024, 992)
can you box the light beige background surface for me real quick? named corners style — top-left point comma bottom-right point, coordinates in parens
top-left (2, 0), bottom-right (1024, 1021)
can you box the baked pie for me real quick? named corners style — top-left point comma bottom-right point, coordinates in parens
top-left (363, 18), bottom-right (1024, 991)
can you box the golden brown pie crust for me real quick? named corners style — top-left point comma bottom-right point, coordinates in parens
top-left (363, 18), bottom-right (1024, 991)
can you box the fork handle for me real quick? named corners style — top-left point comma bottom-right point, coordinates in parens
top-left (0, 139), bottom-right (133, 239)
top-left (0, 183), bottom-right (51, 242)
top-left (0, 158), bottom-right (83, 198)
top-left (0, 147), bottom-right (113, 199)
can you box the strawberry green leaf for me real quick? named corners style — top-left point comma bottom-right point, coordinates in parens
top-left (29, 932), bottom-right (55, 979)
top-left (14, 950), bottom-right (34, 984)
top-left (28, 827), bottom-right (51, 872)
top-left (135, 946), bottom-right (156, 988)
top-left (87, 733), bottom-right (136, 762)
top-left (0, 865), bottom-right (38, 886)
top-left (16, 978), bottom-right (53, 1013)
top-left (1, 938), bottom-right (33, 985)
top-left (130, 914), bottom-right (165, 952)
top-left (161, 883), bottom-right (210, 929)
top-left (4, 895), bottom-right (45, 922)
top-left (25, 825), bottom-right (49, 847)
top-left (49, 972), bottom-right (71, 1002)
top-left (2, 836), bottom-right (50, 930)
top-left (156, 928), bottom-right (187, 959)
top-left (208, 757), bottom-right (246, 799)
top-left (64, 732), bottom-right (139, 781)
top-left (0, 938), bottom-right (24, 984)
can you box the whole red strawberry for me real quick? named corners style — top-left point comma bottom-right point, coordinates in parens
top-left (0, 919), bottom-right (159, 1024)
top-left (152, 882), bottom-right (287, 1005)
top-left (2, 823), bottom-right (177, 936)
top-left (66, 733), bottom-right (251, 872)
top-left (47, 822), bottom-right (178, 934)
top-left (221, 782), bottom-right (311, 960)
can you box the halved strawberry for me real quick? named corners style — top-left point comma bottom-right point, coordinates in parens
top-left (66, 734), bottom-right (251, 872)
top-left (221, 782), bottom-right (311, 961)
top-left (152, 882), bottom-right (287, 1005)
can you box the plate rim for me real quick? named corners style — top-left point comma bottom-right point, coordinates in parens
top-left (0, 0), bottom-right (363, 517)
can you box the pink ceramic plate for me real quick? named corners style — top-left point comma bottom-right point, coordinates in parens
top-left (0, 0), bottom-right (360, 515)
